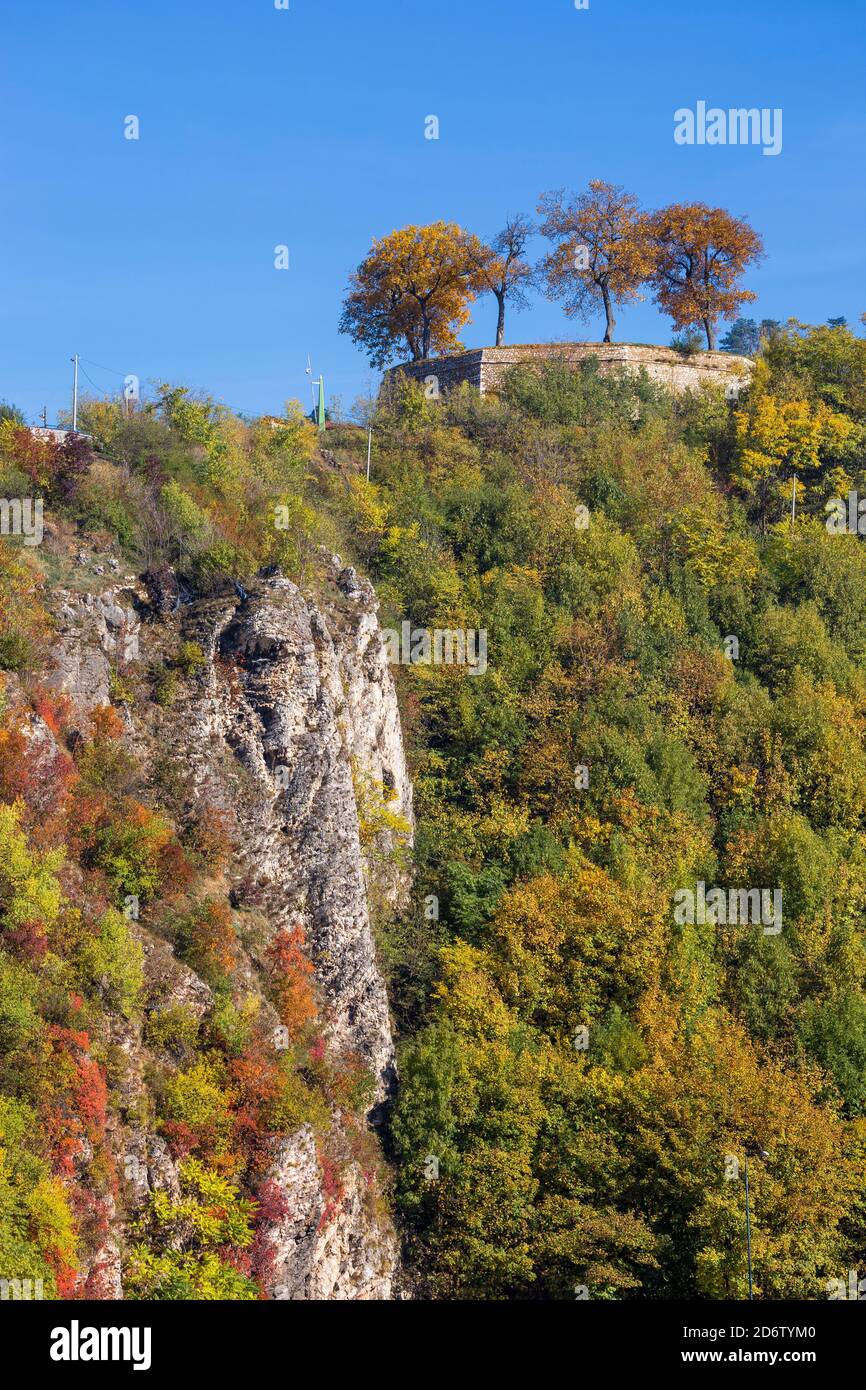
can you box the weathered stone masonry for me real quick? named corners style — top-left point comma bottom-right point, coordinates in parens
top-left (383, 342), bottom-right (755, 398)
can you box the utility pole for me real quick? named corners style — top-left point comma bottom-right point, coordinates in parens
top-left (744, 1156), bottom-right (753, 1301)
top-left (366, 427), bottom-right (372, 481)
top-left (743, 1144), bottom-right (768, 1301)
top-left (70, 354), bottom-right (80, 432)
top-left (41, 406), bottom-right (48, 427)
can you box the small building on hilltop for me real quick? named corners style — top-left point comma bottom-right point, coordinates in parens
top-left (382, 342), bottom-right (754, 400)
top-left (29, 427), bottom-right (91, 444)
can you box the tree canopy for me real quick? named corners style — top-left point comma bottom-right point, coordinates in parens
top-left (340, 189), bottom-right (767, 362)
top-left (646, 202), bottom-right (765, 350)
top-left (538, 180), bottom-right (655, 343)
top-left (338, 222), bottom-right (491, 367)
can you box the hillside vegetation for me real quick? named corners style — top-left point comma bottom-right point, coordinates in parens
top-left (3, 322), bottom-right (866, 1299)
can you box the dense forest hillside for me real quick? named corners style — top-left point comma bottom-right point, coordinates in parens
top-left (3, 321), bottom-right (866, 1299)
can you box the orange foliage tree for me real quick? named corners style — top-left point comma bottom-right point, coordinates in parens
top-left (266, 925), bottom-right (317, 1040)
top-left (538, 180), bottom-right (655, 342)
top-left (646, 202), bottom-right (764, 349)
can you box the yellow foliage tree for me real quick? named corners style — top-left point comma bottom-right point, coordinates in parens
top-left (626, 990), bottom-right (863, 1298)
top-left (339, 222), bottom-right (492, 367)
top-left (733, 365), bottom-right (855, 530)
top-left (486, 851), bottom-right (664, 1034)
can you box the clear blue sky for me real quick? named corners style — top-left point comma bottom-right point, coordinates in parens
top-left (2, 0), bottom-right (864, 424)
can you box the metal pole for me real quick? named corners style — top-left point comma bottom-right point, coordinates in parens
top-left (745, 1156), bottom-right (753, 1301)
top-left (366, 427), bottom-right (372, 482)
top-left (71, 354), bottom-right (79, 431)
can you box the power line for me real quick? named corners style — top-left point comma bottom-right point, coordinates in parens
top-left (79, 356), bottom-right (126, 378)
top-left (78, 364), bottom-right (111, 394)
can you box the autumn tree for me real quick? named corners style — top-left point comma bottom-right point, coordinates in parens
top-left (646, 202), bottom-right (764, 350)
top-left (537, 181), bottom-right (654, 343)
top-left (266, 925), bottom-right (317, 1040)
top-left (472, 214), bottom-right (537, 346)
top-left (762, 319), bottom-right (866, 423)
top-left (338, 222), bottom-right (491, 368)
top-left (730, 359), bottom-right (855, 531)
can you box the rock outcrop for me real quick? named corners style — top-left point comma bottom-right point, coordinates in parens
top-left (43, 555), bottom-right (412, 1299)
top-left (183, 560), bottom-right (410, 1101)
top-left (265, 1125), bottom-right (396, 1300)
top-left (46, 581), bottom-right (142, 713)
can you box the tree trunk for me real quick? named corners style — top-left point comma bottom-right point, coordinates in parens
top-left (495, 291), bottom-right (506, 347)
top-left (703, 318), bottom-right (717, 350)
top-left (601, 284), bottom-right (615, 343)
top-left (421, 314), bottom-right (431, 359)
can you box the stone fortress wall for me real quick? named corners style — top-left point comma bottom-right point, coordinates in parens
top-left (382, 342), bottom-right (755, 399)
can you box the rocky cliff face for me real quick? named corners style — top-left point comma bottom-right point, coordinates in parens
top-left (43, 551), bottom-right (412, 1299)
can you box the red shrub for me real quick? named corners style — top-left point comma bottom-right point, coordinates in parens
top-left (0, 725), bottom-right (30, 803)
top-left (162, 1121), bottom-right (198, 1160)
top-left (7, 426), bottom-right (92, 502)
top-left (0, 718), bottom-right (76, 837)
top-left (32, 687), bottom-right (73, 738)
top-left (249, 1178), bottom-right (291, 1292)
top-left (317, 1152), bottom-right (345, 1232)
top-left (5, 917), bottom-right (48, 963)
top-left (42, 1027), bottom-right (109, 1174)
top-left (53, 1262), bottom-right (78, 1301)
top-left (78, 1258), bottom-right (117, 1301)
top-left (229, 1047), bottom-right (284, 1168)
top-left (155, 839), bottom-right (196, 898)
